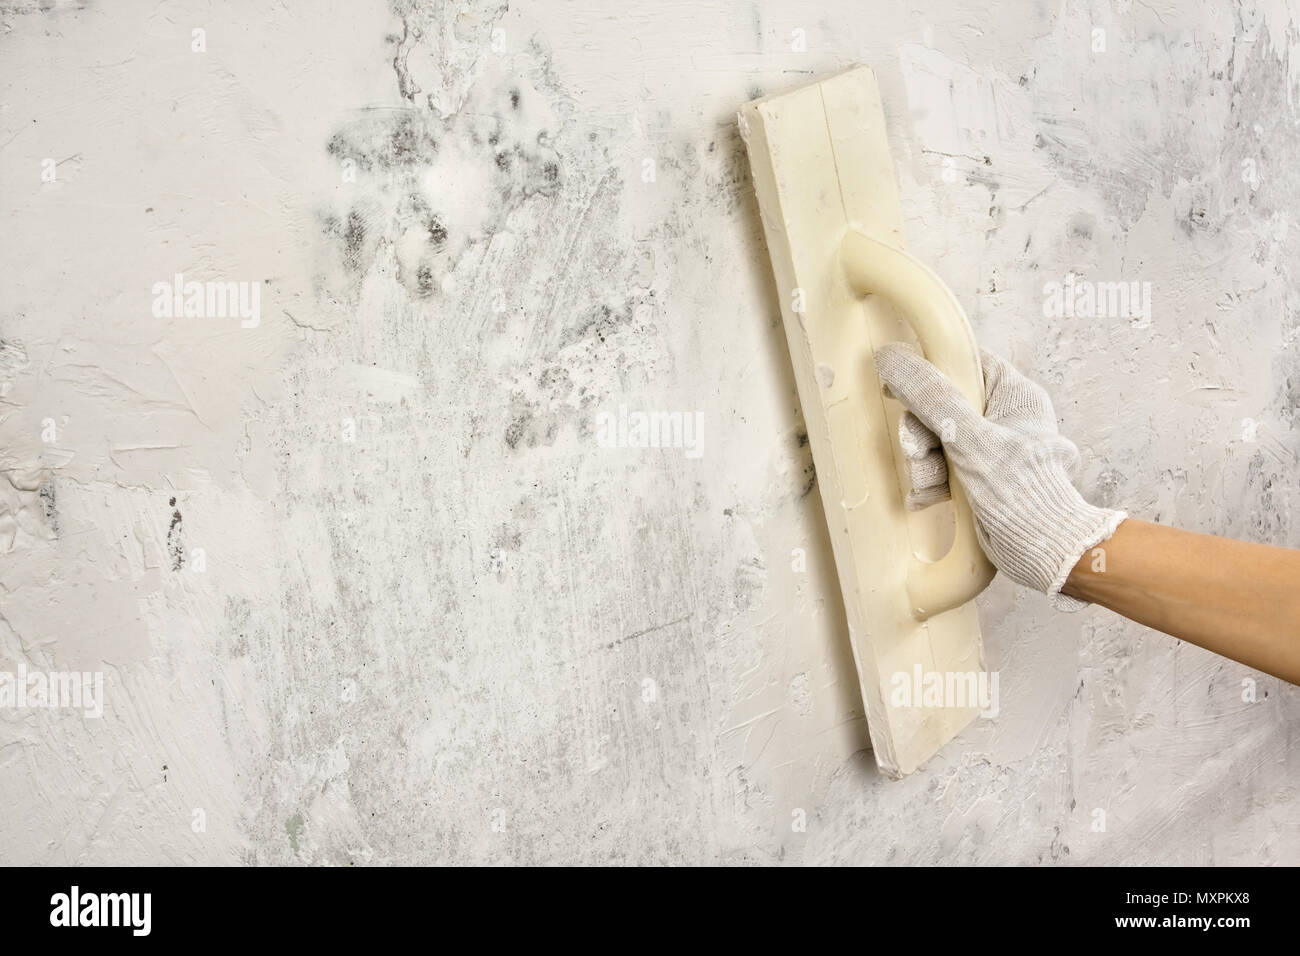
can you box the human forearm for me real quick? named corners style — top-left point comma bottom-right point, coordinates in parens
top-left (1062, 518), bottom-right (1300, 684)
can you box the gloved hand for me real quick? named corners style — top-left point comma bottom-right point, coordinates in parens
top-left (874, 343), bottom-right (1127, 610)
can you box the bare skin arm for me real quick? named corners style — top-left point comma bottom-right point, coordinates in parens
top-left (1062, 518), bottom-right (1300, 685)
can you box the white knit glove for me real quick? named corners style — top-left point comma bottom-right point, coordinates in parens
top-left (874, 343), bottom-right (1127, 610)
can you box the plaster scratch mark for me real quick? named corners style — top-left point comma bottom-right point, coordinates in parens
top-left (742, 716), bottom-right (781, 771)
top-left (282, 309), bottom-right (332, 332)
top-left (604, 614), bottom-right (690, 650)
top-left (150, 347), bottom-right (211, 429)
top-left (722, 707), bottom-right (782, 735)
top-left (1016, 184), bottom-right (1051, 211)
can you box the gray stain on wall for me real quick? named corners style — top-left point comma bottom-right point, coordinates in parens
top-left (226, 0), bottom-right (719, 864)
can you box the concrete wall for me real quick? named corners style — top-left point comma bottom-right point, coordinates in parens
top-left (1, 0), bottom-right (1296, 864)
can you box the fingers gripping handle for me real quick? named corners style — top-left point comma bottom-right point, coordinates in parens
top-left (840, 229), bottom-right (997, 620)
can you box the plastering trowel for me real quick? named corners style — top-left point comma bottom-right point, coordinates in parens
top-left (739, 66), bottom-right (996, 777)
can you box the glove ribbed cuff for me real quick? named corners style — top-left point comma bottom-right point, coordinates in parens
top-left (988, 467), bottom-right (1127, 612)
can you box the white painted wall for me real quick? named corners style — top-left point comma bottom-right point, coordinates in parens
top-left (2, 0), bottom-right (1297, 864)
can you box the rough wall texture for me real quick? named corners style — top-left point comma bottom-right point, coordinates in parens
top-left (1, 0), bottom-right (1297, 865)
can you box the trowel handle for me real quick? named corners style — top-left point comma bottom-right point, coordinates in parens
top-left (841, 229), bottom-right (997, 620)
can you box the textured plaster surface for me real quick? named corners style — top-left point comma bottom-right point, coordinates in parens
top-left (1, 0), bottom-right (1297, 864)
